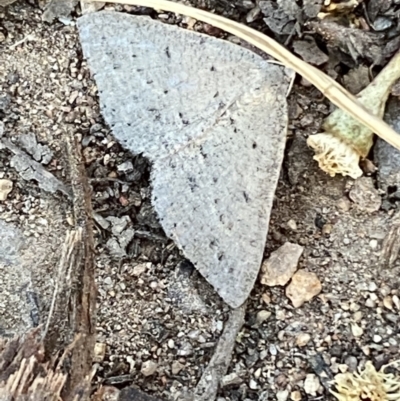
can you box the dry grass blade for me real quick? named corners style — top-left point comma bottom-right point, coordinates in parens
top-left (84, 0), bottom-right (400, 152)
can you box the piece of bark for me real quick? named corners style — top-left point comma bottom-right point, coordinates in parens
top-left (60, 135), bottom-right (96, 401)
top-left (0, 328), bottom-right (88, 401)
top-left (381, 210), bottom-right (400, 268)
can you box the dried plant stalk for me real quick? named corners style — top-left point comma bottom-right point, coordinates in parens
top-left (84, 0), bottom-right (400, 155)
top-left (308, 50), bottom-right (400, 178)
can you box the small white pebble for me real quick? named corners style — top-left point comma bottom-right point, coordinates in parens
top-left (287, 219), bottom-right (297, 231)
top-left (249, 379), bottom-right (258, 390)
top-left (373, 334), bottom-right (382, 343)
top-left (256, 310), bottom-right (271, 324)
top-left (351, 323), bottom-right (363, 337)
top-left (369, 239), bottom-right (378, 249)
top-left (368, 282), bottom-right (378, 292)
top-left (168, 339), bottom-right (175, 349)
top-left (276, 390), bottom-right (289, 401)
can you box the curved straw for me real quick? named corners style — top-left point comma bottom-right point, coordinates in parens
top-left (85, 0), bottom-right (400, 151)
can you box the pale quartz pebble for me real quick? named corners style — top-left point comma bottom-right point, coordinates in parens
top-left (351, 323), bottom-right (363, 337)
top-left (132, 264), bottom-right (147, 276)
top-left (141, 360), bottom-right (158, 376)
top-left (290, 391), bottom-right (302, 401)
top-left (0, 179), bottom-right (13, 201)
top-left (256, 310), bottom-right (271, 324)
top-left (304, 374), bottom-right (321, 396)
top-left (383, 296), bottom-right (393, 310)
top-left (295, 333), bottom-right (311, 347)
top-left (277, 390), bottom-right (289, 401)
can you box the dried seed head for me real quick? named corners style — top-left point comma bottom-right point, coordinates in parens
top-left (307, 133), bottom-right (363, 179)
top-left (331, 361), bottom-right (400, 401)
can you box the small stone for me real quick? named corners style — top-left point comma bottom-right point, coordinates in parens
top-left (249, 379), bottom-right (258, 390)
top-left (117, 160), bottom-right (134, 173)
top-left (287, 219), bottom-right (297, 231)
top-left (171, 361), bottom-right (184, 375)
top-left (336, 197), bottom-right (351, 212)
top-left (353, 311), bottom-right (363, 321)
top-left (285, 270), bottom-right (322, 308)
top-left (221, 372), bottom-right (243, 387)
top-left (295, 333), bottom-right (311, 347)
top-left (262, 293), bottom-right (271, 304)
top-left (290, 390), bottom-right (301, 401)
top-left (322, 223), bottom-right (332, 235)
top-left (0, 179), bottom-right (13, 201)
top-left (368, 282), bottom-right (378, 292)
top-left (93, 342), bottom-right (106, 362)
top-left (93, 213), bottom-right (110, 230)
top-left (107, 215), bottom-right (131, 236)
top-left (344, 356), bottom-right (358, 372)
top-left (168, 339), bottom-right (175, 349)
top-left (276, 390), bottom-right (289, 401)
top-left (365, 298), bottom-right (375, 308)
top-left (349, 177), bottom-right (381, 213)
top-left (351, 323), bottom-right (363, 337)
top-left (81, 0), bottom-right (105, 14)
top-left (383, 296), bottom-right (393, 310)
top-left (293, 37), bottom-right (328, 65)
top-left (269, 344), bottom-right (278, 356)
top-left (260, 242), bottom-right (304, 286)
top-left (141, 360), bottom-right (158, 376)
top-left (256, 310), bottom-right (271, 324)
top-left (132, 263), bottom-right (147, 276)
top-left (177, 342), bottom-right (193, 357)
top-left (373, 334), bottom-right (382, 343)
top-left (304, 374), bottom-right (320, 396)
top-left (369, 239), bottom-right (378, 249)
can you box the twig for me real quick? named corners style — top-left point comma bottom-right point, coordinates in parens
top-left (84, 0), bottom-right (400, 152)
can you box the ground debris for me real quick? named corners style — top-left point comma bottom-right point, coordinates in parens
top-left (307, 19), bottom-right (386, 65)
top-left (42, 0), bottom-right (78, 23)
top-left (0, 136), bottom-right (71, 198)
top-left (303, 0), bottom-right (323, 18)
top-left (293, 36), bottom-right (329, 65)
top-left (259, 0), bottom-right (297, 35)
top-left (18, 132), bottom-right (53, 165)
top-left (349, 177), bottom-right (382, 213)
